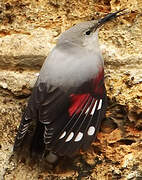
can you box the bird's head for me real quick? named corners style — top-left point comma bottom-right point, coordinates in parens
top-left (58, 9), bottom-right (127, 48)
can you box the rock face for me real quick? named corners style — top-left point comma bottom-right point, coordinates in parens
top-left (0, 0), bottom-right (142, 179)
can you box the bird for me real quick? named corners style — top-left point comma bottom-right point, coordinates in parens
top-left (14, 9), bottom-right (126, 163)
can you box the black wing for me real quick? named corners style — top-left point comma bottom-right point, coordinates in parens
top-left (14, 70), bottom-right (107, 156)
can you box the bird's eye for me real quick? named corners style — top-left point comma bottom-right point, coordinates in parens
top-left (85, 30), bottom-right (91, 35)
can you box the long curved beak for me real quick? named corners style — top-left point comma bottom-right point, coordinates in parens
top-left (92, 9), bottom-right (127, 31)
top-left (98, 9), bottom-right (127, 27)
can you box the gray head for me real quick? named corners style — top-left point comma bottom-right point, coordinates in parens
top-left (39, 9), bottom-right (126, 89)
top-left (58, 9), bottom-right (126, 48)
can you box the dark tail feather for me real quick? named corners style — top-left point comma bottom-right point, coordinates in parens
top-left (30, 121), bottom-right (45, 155)
top-left (14, 108), bottom-right (45, 159)
top-left (13, 111), bottom-right (32, 151)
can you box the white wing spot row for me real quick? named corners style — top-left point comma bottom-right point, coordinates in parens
top-left (59, 126), bottom-right (95, 142)
top-left (59, 131), bottom-right (84, 142)
top-left (85, 99), bottom-right (102, 115)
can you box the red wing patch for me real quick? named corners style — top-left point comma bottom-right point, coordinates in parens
top-left (68, 68), bottom-right (104, 116)
top-left (92, 68), bottom-right (104, 96)
top-left (50, 94), bottom-right (105, 156)
top-left (69, 94), bottom-right (90, 116)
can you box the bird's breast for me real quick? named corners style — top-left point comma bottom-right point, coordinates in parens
top-left (40, 46), bottom-right (103, 90)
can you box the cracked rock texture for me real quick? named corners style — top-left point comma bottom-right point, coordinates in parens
top-left (0, 0), bottom-right (142, 180)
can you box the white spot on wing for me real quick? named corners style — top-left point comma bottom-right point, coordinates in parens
top-left (59, 131), bottom-right (66, 139)
top-left (87, 126), bottom-right (95, 136)
top-left (74, 132), bottom-right (83, 142)
top-left (90, 100), bottom-right (98, 115)
top-left (85, 107), bottom-right (90, 114)
top-left (65, 132), bottom-right (74, 142)
top-left (97, 99), bottom-right (102, 110)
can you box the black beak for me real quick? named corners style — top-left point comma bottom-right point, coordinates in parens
top-left (91, 9), bottom-right (127, 31)
top-left (97, 9), bottom-right (127, 27)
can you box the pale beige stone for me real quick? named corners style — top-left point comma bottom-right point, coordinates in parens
top-left (0, 0), bottom-right (142, 179)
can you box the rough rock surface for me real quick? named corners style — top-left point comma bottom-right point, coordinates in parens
top-left (0, 0), bottom-right (142, 180)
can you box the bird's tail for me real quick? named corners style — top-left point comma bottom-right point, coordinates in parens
top-left (13, 109), bottom-right (32, 151)
top-left (30, 120), bottom-right (45, 155)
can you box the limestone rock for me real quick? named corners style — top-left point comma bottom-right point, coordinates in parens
top-left (0, 0), bottom-right (142, 179)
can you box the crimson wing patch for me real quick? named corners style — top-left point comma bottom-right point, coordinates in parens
top-left (44, 92), bottom-right (106, 156)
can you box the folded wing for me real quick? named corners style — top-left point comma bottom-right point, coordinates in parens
top-left (14, 69), bottom-right (107, 157)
